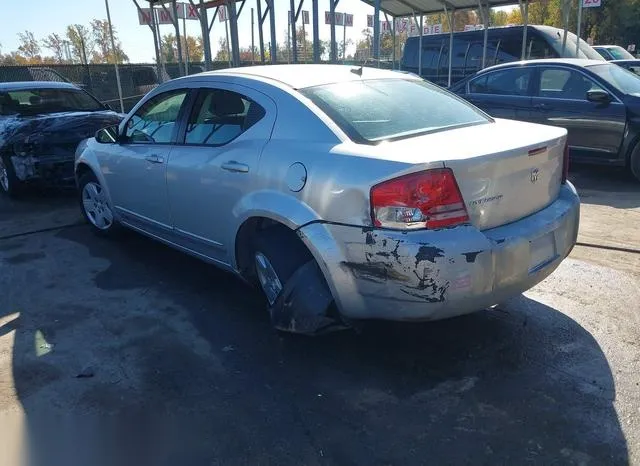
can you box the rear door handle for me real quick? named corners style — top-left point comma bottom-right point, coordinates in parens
top-left (534, 103), bottom-right (551, 110)
top-left (221, 161), bottom-right (249, 173)
top-left (144, 154), bottom-right (164, 164)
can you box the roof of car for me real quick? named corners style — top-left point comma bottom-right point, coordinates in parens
top-left (0, 81), bottom-right (79, 91)
top-left (480, 58), bottom-right (607, 73)
top-left (194, 64), bottom-right (413, 89)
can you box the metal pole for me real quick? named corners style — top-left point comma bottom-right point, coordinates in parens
top-left (151, 6), bottom-right (165, 82)
top-left (224, 12), bottom-right (231, 66)
top-left (228, 1), bottom-right (241, 66)
top-left (520, 0), bottom-right (528, 59)
top-left (182, 4), bottom-right (189, 74)
top-left (342, 17), bottom-right (346, 62)
top-left (576, 0), bottom-right (583, 57)
top-left (330, 1), bottom-right (337, 62)
top-left (251, 7), bottom-right (255, 64)
top-left (194, 0), bottom-right (212, 70)
top-left (446, 7), bottom-right (454, 87)
top-left (171, 0), bottom-right (184, 76)
top-left (105, 0), bottom-right (124, 113)
top-left (290, 0), bottom-right (298, 63)
top-left (373, 0), bottom-right (380, 61)
top-left (268, 0), bottom-right (276, 63)
top-left (479, 1), bottom-right (488, 68)
top-left (256, 0), bottom-right (265, 63)
top-left (561, 0), bottom-right (569, 56)
top-left (133, 0), bottom-right (162, 77)
top-left (287, 11), bottom-right (291, 63)
top-left (302, 16), bottom-right (307, 62)
top-left (312, 0), bottom-right (319, 62)
top-left (417, 14), bottom-right (423, 77)
top-left (392, 16), bottom-right (396, 69)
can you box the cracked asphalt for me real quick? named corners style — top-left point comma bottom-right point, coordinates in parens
top-left (0, 165), bottom-right (639, 466)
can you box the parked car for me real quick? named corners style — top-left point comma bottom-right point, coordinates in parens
top-left (593, 45), bottom-right (636, 61)
top-left (0, 81), bottom-right (124, 196)
top-left (611, 59), bottom-right (640, 76)
top-left (451, 58), bottom-right (640, 181)
top-left (75, 65), bottom-right (579, 335)
top-left (401, 25), bottom-right (604, 87)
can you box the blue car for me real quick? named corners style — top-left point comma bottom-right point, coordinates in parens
top-left (0, 81), bottom-right (124, 197)
top-left (451, 58), bottom-right (640, 181)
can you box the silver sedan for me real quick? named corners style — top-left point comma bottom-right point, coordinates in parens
top-left (75, 64), bottom-right (580, 335)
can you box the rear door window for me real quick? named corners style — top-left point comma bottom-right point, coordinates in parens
top-left (469, 67), bottom-right (534, 96)
top-left (183, 89), bottom-right (265, 146)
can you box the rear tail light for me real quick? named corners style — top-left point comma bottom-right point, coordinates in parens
top-left (562, 141), bottom-right (569, 184)
top-left (370, 168), bottom-right (470, 230)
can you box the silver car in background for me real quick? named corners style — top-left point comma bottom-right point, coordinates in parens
top-left (75, 64), bottom-right (580, 335)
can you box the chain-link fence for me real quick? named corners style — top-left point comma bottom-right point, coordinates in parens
top-left (0, 60), bottom-right (396, 113)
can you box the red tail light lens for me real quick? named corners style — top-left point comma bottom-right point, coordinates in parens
top-left (562, 141), bottom-right (569, 184)
top-left (370, 168), bottom-right (470, 230)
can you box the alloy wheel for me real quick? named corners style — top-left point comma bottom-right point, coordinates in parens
top-left (82, 181), bottom-right (113, 230)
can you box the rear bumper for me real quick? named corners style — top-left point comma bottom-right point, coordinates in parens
top-left (298, 182), bottom-right (580, 321)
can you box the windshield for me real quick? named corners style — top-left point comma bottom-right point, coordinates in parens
top-left (548, 31), bottom-right (605, 60)
top-left (0, 88), bottom-right (104, 116)
top-left (607, 46), bottom-right (635, 60)
top-left (300, 78), bottom-right (489, 143)
top-left (588, 63), bottom-right (640, 96)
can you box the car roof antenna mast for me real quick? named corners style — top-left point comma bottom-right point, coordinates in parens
top-left (350, 65), bottom-right (363, 77)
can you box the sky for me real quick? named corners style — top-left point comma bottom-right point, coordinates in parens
top-left (0, 0), bottom-right (514, 63)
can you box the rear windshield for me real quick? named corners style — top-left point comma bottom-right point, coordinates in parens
top-left (606, 46), bottom-right (635, 60)
top-left (0, 88), bottom-right (104, 116)
top-left (300, 78), bottom-right (490, 143)
top-left (588, 63), bottom-right (640, 96)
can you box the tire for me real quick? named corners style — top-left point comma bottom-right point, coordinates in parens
top-left (0, 155), bottom-right (24, 198)
top-left (78, 171), bottom-right (120, 236)
top-left (252, 226), bottom-right (313, 308)
top-left (630, 142), bottom-right (640, 182)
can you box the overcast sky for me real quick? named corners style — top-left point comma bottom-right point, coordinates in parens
top-left (0, 0), bottom-right (514, 62)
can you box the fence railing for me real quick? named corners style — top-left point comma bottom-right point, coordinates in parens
top-left (0, 60), bottom-right (397, 113)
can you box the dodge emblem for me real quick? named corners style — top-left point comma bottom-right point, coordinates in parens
top-left (530, 168), bottom-right (540, 183)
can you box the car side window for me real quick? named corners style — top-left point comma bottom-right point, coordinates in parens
top-left (125, 90), bottom-right (188, 144)
top-left (184, 89), bottom-right (265, 146)
top-left (468, 68), bottom-right (533, 96)
top-left (538, 68), bottom-right (604, 100)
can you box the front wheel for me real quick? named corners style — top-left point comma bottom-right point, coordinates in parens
top-left (0, 155), bottom-right (23, 198)
top-left (78, 171), bottom-right (120, 236)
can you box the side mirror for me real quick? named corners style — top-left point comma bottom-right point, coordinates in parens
top-left (587, 89), bottom-right (612, 103)
top-left (95, 125), bottom-right (120, 144)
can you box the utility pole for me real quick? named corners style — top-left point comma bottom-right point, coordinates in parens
top-left (104, 0), bottom-right (124, 113)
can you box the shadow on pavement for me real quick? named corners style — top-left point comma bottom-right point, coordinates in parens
top-left (569, 163), bottom-right (640, 209)
top-left (2, 226), bottom-right (628, 465)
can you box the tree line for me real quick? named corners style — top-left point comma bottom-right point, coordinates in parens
top-left (0, 20), bottom-right (129, 66)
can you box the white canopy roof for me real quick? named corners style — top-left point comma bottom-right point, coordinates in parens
top-left (360, 0), bottom-right (519, 16)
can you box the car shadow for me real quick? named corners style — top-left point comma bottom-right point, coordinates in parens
top-left (569, 163), bottom-right (640, 209)
top-left (5, 226), bottom-right (629, 465)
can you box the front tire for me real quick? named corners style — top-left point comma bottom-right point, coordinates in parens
top-left (78, 171), bottom-right (120, 236)
top-left (0, 155), bottom-right (23, 198)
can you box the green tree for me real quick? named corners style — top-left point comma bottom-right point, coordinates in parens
top-left (90, 19), bottom-right (128, 64)
top-left (66, 24), bottom-right (93, 64)
top-left (17, 30), bottom-right (41, 60)
top-left (41, 33), bottom-right (66, 63)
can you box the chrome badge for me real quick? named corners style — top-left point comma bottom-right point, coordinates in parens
top-left (530, 168), bottom-right (540, 184)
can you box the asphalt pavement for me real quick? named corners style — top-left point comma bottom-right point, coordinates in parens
top-left (0, 167), bottom-right (638, 466)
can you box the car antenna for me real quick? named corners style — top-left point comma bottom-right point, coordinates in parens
top-left (351, 65), bottom-right (363, 77)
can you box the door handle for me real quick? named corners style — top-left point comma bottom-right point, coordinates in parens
top-left (221, 161), bottom-right (249, 173)
top-left (534, 103), bottom-right (550, 110)
top-left (144, 154), bottom-right (164, 164)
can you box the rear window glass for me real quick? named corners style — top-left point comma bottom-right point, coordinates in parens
top-left (0, 88), bottom-right (103, 116)
top-left (300, 78), bottom-right (489, 143)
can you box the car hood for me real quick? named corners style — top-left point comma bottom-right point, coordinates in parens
top-left (0, 110), bottom-right (124, 151)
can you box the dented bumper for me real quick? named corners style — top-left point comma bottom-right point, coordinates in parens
top-left (298, 182), bottom-right (580, 322)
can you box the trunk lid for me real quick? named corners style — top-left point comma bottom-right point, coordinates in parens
top-left (379, 119), bottom-right (567, 230)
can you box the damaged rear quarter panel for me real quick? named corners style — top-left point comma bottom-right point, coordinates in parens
top-left (300, 222), bottom-right (496, 321)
